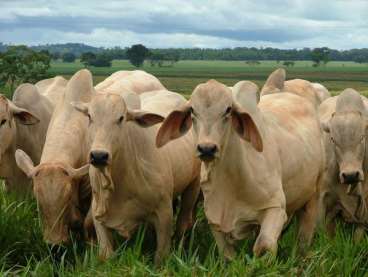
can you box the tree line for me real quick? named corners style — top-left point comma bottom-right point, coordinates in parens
top-left (1, 43), bottom-right (368, 64)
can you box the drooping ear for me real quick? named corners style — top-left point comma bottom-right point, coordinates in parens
top-left (126, 110), bottom-right (164, 128)
top-left (66, 164), bottom-right (90, 179)
top-left (8, 102), bottom-right (40, 125)
top-left (260, 68), bottom-right (286, 96)
top-left (71, 101), bottom-right (89, 116)
top-left (231, 104), bottom-right (263, 152)
top-left (156, 103), bottom-right (192, 148)
top-left (15, 149), bottom-right (36, 178)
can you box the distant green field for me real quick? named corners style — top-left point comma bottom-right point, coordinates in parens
top-left (50, 60), bottom-right (368, 96)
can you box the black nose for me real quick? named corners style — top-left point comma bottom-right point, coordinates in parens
top-left (197, 144), bottom-right (217, 160)
top-left (341, 171), bottom-right (360, 184)
top-left (90, 151), bottom-right (109, 166)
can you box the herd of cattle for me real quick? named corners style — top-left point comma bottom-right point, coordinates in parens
top-left (1, 68), bottom-right (366, 265)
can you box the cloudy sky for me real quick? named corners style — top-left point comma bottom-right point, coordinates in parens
top-left (1, 0), bottom-right (368, 49)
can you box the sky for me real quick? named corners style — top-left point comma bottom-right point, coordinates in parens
top-left (1, 0), bottom-right (368, 49)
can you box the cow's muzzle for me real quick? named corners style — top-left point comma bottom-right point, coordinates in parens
top-left (90, 150), bottom-right (109, 167)
top-left (340, 170), bottom-right (363, 185)
top-left (197, 143), bottom-right (218, 162)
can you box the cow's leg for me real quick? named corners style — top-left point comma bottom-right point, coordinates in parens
top-left (253, 207), bottom-right (287, 257)
top-left (297, 192), bottom-right (319, 252)
top-left (84, 206), bottom-right (96, 244)
top-left (175, 177), bottom-right (200, 238)
top-left (153, 201), bottom-right (173, 266)
top-left (210, 226), bottom-right (236, 260)
top-left (94, 216), bottom-right (114, 260)
top-left (353, 225), bottom-right (366, 242)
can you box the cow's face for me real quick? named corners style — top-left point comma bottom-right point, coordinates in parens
top-left (15, 150), bottom-right (89, 245)
top-left (324, 112), bottom-right (366, 185)
top-left (0, 95), bottom-right (39, 163)
top-left (156, 80), bottom-right (263, 163)
top-left (72, 93), bottom-right (164, 170)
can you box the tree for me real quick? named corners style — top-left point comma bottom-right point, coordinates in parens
top-left (311, 47), bottom-right (330, 67)
top-left (126, 44), bottom-right (151, 67)
top-left (62, 52), bottom-right (76, 63)
top-left (80, 52), bottom-right (112, 67)
top-left (51, 52), bottom-right (61, 61)
top-left (80, 52), bottom-right (97, 67)
top-left (283, 61), bottom-right (295, 67)
top-left (0, 45), bottom-right (51, 95)
top-left (353, 54), bottom-right (368, 64)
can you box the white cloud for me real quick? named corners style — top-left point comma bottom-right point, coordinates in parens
top-left (0, 0), bottom-right (368, 49)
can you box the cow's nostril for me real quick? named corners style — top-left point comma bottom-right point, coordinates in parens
top-left (197, 144), bottom-right (217, 156)
top-left (341, 171), bottom-right (360, 184)
top-left (90, 151), bottom-right (109, 166)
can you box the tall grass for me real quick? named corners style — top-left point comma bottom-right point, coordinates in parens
top-left (0, 186), bottom-right (367, 276)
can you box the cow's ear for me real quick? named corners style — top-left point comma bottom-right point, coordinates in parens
top-left (9, 102), bottom-right (39, 125)
top-left (15, 149), bottom-right (36, 178)
top-left (71, 101), bottom-right (89, 116)
top-left (126, 109), bottom-right (164, 128)
top-left (156, 103), bottom-right (192, 148)
top-left (231, 104), bottom-right (263, 152)
top-left (65, 164), bottom-right (90, 179)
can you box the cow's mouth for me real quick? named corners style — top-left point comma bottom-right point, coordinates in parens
top-left (198, 153), bottom-right (216, 162)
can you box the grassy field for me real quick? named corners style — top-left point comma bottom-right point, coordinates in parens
top-left (1, 60), bottom-right (368, 276)
top-left (50, 60), bottom-right (368, 96)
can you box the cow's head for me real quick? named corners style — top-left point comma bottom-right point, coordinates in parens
top-left (322, 89), bottom-right (367, 187)
top-left (15, 149), bottom-right (89, 245)
top-left (156, 79), bottom-right (262, 163)
top-left (72, 93), bottom-right (164, 169)
top-left (0, 94), bottom-right (39, 163)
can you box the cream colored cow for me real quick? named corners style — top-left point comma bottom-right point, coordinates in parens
top-left (95, 70), bottom-right (166, 95)
top-left (156, 76), bottom-right (325, 259)
top-left (71, 90), bottom-right (200, 266)
top-left (319, 89), bottom-right (368, 241)
top-left (15, 70), bottom-right (94, 244)
top-left (0, 84), bottom-right (53, 193)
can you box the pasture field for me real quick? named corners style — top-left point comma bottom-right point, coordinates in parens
top-left (51, 60), bottom-right (368, 96)
top-left (0, 60), bottom-right (368, 276)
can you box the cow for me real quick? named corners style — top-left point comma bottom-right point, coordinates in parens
top-left (0, 84), bottom-right (53, 194)
top-left (71, 90), bottom-right (200, 266)
top-left (261, 68), bottom-right (330, 106)
top-left (95, 70), bottom-right (166, 95)
top-left (319, 88), bottom-right (368, 242)
top-left (15, 69), bottom-right (94, 245)
top-left (156, 76), bottom-right (325, 259)
top-left (35, 76), bottom-right (68, 107)
top-left (312, 83), bottom-right (331, 103)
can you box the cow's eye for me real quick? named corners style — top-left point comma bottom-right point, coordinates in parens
top-left (224, 106), bottom-right (232, 116)
top-left (0, 119), bottom-right (7, 126)
top-left (118, 115), bottom-right (124, 124)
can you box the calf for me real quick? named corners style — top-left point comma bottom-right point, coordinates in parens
top-left (157, 77), bottom-right (325, 258)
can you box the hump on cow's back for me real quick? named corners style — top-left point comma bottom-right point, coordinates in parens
top-left (64, 69), bottom-right (95, 104)
top-left (336, 88), bottom-right (365, 114)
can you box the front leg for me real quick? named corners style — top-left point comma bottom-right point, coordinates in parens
top-left (210, 226), bottom-right (236, 260)
top-left (353, 225), bottom-right (366, 243)
top-left (152, 201), bottom-right (173, 267)
top-left (253, 207), bottom-right (287, 257)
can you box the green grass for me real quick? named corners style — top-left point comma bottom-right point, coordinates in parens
top-left (0, 187), bottom-right (368, 276)
top-left (50, 60), bottom-right (368, 96)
